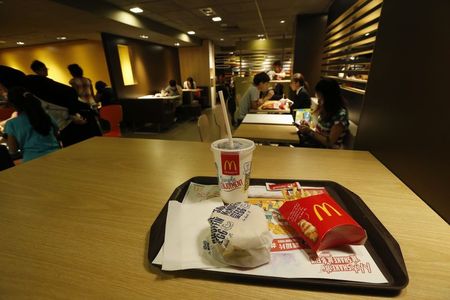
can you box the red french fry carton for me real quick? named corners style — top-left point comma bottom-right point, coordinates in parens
top-left (278, 193), bottom-right (367, 252)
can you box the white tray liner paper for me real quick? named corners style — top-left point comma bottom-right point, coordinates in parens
top-left (153, 183), bottom-right (388, 283)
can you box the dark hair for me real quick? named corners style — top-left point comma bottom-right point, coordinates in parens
top-left (95, 80), bottom-right (107, 91)
top-left (315, 78), bottom-right (346, 119)
top-left (253, 72), bottom-right (270, 85)
top-left (291, 73), bottom-right (311, 94)
top-left (169, 79), bottom-right (176, 87)
top-left (7, 87), bottom-right (53, 136)
top-left (272, 60), bottom-right (282, 67)
top-left (30, 60), bottom-right (46, 73)
top-left (68, 64), bottom-right (83, 77)
top-left (187, 77), bottom-right (194, 87)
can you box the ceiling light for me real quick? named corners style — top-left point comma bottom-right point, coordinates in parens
top-left (364, 32), bottom-right (370, 36)
top-left (140, 35), bottom-right (149, 39)
top-left (187, 31), bottom-right (195, 35)
top-left (129, 7), bottom-right (143, 13)
top-left (220, 38), bottom-right (224, 41)
top-left (212, 16), bottom-right (222, 22)
top-left (16, 41), bottom-right (25, 45)
top-left (199, 7), bottom-right (216, 17)
top-left (257, 34), bottom-right (264, 38)
top-left (174, 42), bottom-right (180, 46)
top-left (229, 52), bottom-right (233, 55)
top-left (56, 36), bottom-right (67, 40)
top-left (280, 20), bottom-right (285, 24)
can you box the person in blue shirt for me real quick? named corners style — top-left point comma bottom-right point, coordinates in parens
top-left (2, 87), bottom-right (60, 162)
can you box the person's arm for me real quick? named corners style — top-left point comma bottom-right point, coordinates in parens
top-left (298, 122), bottom-right (345, 148)
top-left (177, 85), bottom-right (183, 95)
top-left (250, 95), bottom-right (261, 109)
top-left (262, 89), bottom-right (275, 101)
top-left (5, 134), bottom-right (18, 154)
top-left (71, 113), bottom-right (87, 125)
top-left (88, 79), bottom-right (95, 102)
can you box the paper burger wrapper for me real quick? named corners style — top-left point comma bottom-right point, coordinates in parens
top-left (204, 202), bottom-right (272, 268)
top-left (278, 193), bottom-right (367, 252)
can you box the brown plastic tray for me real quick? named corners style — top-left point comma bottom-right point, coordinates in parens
top-left (148, 177), bottom-right (408, 296)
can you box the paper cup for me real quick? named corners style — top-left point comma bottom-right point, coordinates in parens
top-left (211, 138), bottom-right (255, 204)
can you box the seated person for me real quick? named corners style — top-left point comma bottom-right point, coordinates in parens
top-left (289, 73), bottom-right (311, 115)
top-left (164, 79), bottom-right (183, 96)
top-left (266, 61), bottom-right (286, 100)
top-left (267, 60), bottom-right (286, 80)
top-left (95, 81), bottom-right (117, 106)
top-left (183, 77), bottom-right (197, 89)
top-left (295, 78), bottom-right (349, 149)
top-left (237, 72), bottom-right (273, 123)
top-left (2, 87), bottom-right (60, 162)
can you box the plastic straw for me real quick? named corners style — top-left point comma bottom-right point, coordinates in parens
top-left (218, 90), bottom-right (234, 148)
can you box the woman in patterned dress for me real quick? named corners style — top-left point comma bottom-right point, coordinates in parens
top-left (295, 78), bottom-right (349, 149)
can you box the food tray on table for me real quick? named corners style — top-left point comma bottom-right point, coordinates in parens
top-left (148, 177), bottom-right (408, 296)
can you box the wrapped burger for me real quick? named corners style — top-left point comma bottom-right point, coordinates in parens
top-left (204, 202), bottom-right (272, 268)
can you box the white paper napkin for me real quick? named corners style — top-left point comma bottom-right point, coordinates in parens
top-left (162, 198), bottom-right (224, 270)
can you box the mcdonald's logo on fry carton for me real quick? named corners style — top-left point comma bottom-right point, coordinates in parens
top-left (221, 153), bottom-right (239, 175)
top-left (313, 202), bottom-right (342, 221)
top-left (278, 193), bottom-right (367, 252)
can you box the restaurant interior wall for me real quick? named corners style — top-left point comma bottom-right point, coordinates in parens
top-left (355, 0), bottom-right (450, 223)
top-left (0, 40), bottom-right (111, 87)
top-left (327, 0), bottom-right (358, 24)
top-left (101, 33), bottom-right (180, 100)
top-left (178, 40), bottom-right (214, 106)
top-left (292, 14), bottom-right (328, 98)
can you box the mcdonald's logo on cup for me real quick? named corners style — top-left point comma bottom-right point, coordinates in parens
top-left (313, 202), bottom-right (343, 221)
top-left (221, 153), bottom-right (240, 175)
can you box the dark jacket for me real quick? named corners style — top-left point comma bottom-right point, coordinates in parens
top-left (95, 87), bottom-right (117, 106)
top-left (289, 87), bottom-right (311, 115)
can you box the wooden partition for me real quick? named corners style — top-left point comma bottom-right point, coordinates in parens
top-left (292, 14), bottom-right (328, 93)
top-left (178, 41), bottom-right (210, 87)
top-left (321, 0), bottom-right (384, 125)
top-left (355, 0), bottom-right (450, 222)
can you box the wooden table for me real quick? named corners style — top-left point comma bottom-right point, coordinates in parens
top-left (138, 95), bottom-right (180, 100)
top-left (242, 114), bottom-right (294, 125)
top-left (234, 123), bottom-right (299, 144)
top-left (0, 137), bottom-right (448, 299)
top-left (249, 108), bottom-right (291, 114)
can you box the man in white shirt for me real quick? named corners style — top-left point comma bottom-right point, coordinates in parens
top-left (267, 60), bottom-right (286, 80)
top-left (164, 79), bottom-right (183, 96)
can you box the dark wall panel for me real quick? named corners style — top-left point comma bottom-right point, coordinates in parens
top-left (341, 89), bottom-right (365, 124)
top-left (327, 0), bottom-right (358, 25)
top-left (102, 33), bottom-right (180, 99)
top-left (356, 0), bottom-right (450, 222)
top-left (292, 14), bottom-right (328, 94)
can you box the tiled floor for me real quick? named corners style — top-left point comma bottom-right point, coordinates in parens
top-left (122, 108), bottom-right (224, 142)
